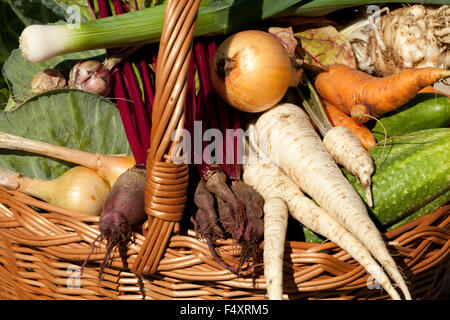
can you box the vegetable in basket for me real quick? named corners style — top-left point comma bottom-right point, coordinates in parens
top-left (346, 128), bottom-right (450, 229)
top-left (84, 165), bottom-right (147, 279)
top-left (339, 4), bottom-right (449, 76)
top-left (0, 131), bottom-right (135, 188)
top-left (0, 166), bottom-right (110, 216)
top-left (30, 69), bottom-right (66, 94)
top-left (370, 93), bottom-right (450, 142)
top-left (249, 103), bottom-right (411, 299)
top-left (243, 139), bottom-right (402, 300)
top-left (18, 0), bottom-right (304, 63)
top-left (323, 100), bottom-right (376, 150)
top-left (314, 64), bottom-right (450, 123)
top-left (185, 39), bottom-right (264, 274)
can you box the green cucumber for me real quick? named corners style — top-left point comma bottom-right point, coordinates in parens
top-left (387, 188), bottom-right (450, 231)
top-left (371, 93), bottom-right (450, 142)
top-left (344, 128), bottom-right (450, 230)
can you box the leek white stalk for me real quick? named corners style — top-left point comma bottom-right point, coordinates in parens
top-left (20, 25), bottom-right (75, 63)
top-left (0, 131), bottom-right (135, 187)
top-left (0, 166), bottom-right (110, 216)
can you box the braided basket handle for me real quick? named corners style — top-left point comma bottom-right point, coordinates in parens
top-left (131, 0), bottom-right (200, 275)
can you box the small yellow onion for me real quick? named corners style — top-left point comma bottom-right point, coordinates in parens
top-left (30, 69), bottom-right (66, 94)
top-left (21, 166), bottom-right (111, 216)
top-left (210, 30), bottom-right (293, 113)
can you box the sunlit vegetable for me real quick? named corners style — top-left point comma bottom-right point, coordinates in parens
top-left (0, 166), bottom-right (110, 216)
top-left (210, 30), bottom-right (296, 113)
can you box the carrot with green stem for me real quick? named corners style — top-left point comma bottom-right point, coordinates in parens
top-left (243, 135), bottom-right (402, 300)
top-left (315, 64), bottom-right (450, 123)
top-left (252, 103), bottom-right (410, 299)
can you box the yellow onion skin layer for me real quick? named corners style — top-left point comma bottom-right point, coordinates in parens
top-left (211, 30), bottom-right (292, 113)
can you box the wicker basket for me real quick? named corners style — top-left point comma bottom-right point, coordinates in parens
top-left (0, 0), bottom-right (449, 300)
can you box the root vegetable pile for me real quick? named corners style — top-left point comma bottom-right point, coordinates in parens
top-left (185, 39), bottom-right (264, 274)
top-left (248, 103), bottom-right (411, 300)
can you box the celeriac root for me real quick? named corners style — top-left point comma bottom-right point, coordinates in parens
top-left (341, 5), bottom-right (450, 76)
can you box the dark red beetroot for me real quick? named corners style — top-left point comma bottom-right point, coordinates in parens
top-left (83, 166), bottom-right (147, 278)
top-left (191, 179), bottom-right (225, 239)
top-left (194, 170), bottom-right (264, 274)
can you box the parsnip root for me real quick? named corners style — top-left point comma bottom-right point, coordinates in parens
top-left (252, 103), bottom-right (411, 299)
top-left (263, 197), bottom-right (288, 300)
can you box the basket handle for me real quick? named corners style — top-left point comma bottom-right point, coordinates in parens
top-left (131, 0), bottom-right (200, 275)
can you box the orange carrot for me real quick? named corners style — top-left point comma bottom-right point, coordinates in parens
top-left (323, 100), bottom-right (376, 150)
top-left (315, 64), bottom-right (450, 123)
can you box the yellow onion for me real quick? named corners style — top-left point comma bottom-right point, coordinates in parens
top-left (0, 166), bottom-right (111, 216)
top-left (210, 30), bottom-right (294, 113)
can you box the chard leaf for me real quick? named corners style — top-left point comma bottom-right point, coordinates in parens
top-left (0, 89), bottom-right (131, 180)
top-left (3, 48), bottom-right (106, 106)
top-left (268, 26), bottom-right (298, 57)
top-left (295, 25), bottom-right (356, 68)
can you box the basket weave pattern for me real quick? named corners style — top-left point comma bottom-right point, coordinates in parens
top-left (0, 187), bottom-right (448, 300)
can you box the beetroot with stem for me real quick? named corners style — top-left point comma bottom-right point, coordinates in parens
top-left (83, 165), bottom-right (147, 279)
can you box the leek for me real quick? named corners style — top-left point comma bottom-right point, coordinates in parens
top-left (20, 0), bottom-right (303, 63)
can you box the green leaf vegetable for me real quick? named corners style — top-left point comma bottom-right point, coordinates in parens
top-left (0, 89), bottom-right (131, 181)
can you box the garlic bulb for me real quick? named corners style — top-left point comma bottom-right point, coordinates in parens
top-left (69, 60), bottom-right (111, 96)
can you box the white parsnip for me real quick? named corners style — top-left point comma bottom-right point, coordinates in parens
top-left (263, 197), bottom-right (288, 300)
top-left (243, 156), bottom-right (401, 300)
top-left (297, 81), bottom-right (374, 207)
top-left (252, 103), bottom-right (410, 300)
top-left (323, 126), bottom-right (374, 207)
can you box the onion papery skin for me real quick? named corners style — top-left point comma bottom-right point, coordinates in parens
top-left (211, 30), bottom-right (292, 113)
